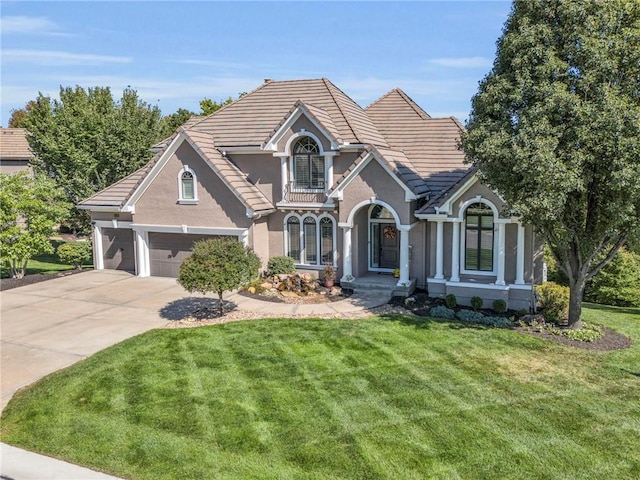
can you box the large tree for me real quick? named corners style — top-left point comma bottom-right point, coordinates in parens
top-left (23, 86), bottom-right (165, 231)
top-left (462, 0), bottom-right (640, 328)
top-left (0, 172), bottom-right (70, 278)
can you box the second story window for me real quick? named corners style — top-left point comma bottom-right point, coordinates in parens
top-left (177, 165), bottom-right (198, 204)
top-left (181, 171), bottom-right (194, 200)
top-left (293, 137), bottom-right (324, 190)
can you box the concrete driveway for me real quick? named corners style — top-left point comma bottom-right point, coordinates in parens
top-left (1, 269), bottom-right (195, 411)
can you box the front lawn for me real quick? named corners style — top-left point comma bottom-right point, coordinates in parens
top-left (0, 240), bottom-right (93, 278)
top-left (1, 305), bottom-right (639, 479)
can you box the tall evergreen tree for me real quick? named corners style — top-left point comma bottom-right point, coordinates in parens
top-left (462, 0), bottom-right (640, 327)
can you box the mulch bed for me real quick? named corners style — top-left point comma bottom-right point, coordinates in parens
top-left (237, 286), bottom-right (353, 304)
top-left (0, 269), bottom-right (89, 291)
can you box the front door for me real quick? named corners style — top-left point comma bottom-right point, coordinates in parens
top-left (379, 223), bottom-right (399, 269)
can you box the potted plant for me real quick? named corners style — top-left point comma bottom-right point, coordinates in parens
top-left (322, 264), bottom-right (336, 287)
top-left (393, 268), bottom-right (400, 278)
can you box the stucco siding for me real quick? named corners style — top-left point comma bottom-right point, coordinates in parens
top-left (450, 181), bottom-right (507, 219)
top-left (230, 153), bottom-right (279, 204)
top-left (134, 142), bottom-right (250, 228)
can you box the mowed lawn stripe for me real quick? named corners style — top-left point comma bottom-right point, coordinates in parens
top-left (1, 307), bottom-right (639, 480)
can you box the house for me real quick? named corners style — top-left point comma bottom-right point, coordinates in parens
top-left (0, 128), bottom-right (33, 175)
top-left (78, 78), bottom-right (542, 310)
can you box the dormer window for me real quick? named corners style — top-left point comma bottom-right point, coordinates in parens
top-left (178, 166), bottom-right (198, 204)
top-left (293, 137), bottom-right (324, 190)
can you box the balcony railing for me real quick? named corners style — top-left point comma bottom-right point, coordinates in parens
top-left (283, 182), bottom-right (327, 203)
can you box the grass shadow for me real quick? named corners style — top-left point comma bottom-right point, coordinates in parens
top-left (378, 312), bottom-right (490, 331)
top-left (159, 297), bottom-right (238, 321)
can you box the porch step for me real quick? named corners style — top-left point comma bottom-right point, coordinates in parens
top-left (342, 273), bottom-right (416, 297)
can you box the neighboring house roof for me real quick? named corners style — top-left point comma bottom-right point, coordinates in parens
top-left (365, 89), bottom-right (468, 194)
top-left (187, 78), bottom-right (389, 148)
top-left (0, 128), bottom-right (32, 160)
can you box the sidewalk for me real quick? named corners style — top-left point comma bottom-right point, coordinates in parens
top-left (1, 272), bottom-right (391, 479)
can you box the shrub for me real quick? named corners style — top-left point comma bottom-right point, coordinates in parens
top-left (56, 241), bottom-right (92, 269)
top-left (456, 310), bottom-right (485, 323)
top-left (429, 305), bottom-right (455, 320)
top-left (266, 256), bottom-right (296, 277)
top-left (445, 294), bottom-right (457, 308)
top-left (536, 282), bottom-right (569, 324)
top-left (492, 299), bottom-right (507, 314)
top-left (584, 248), bottom-right (640, 307)
top-left (481, 316), bottom-right (511, 328)
top-left (470, 296), bottom-right (483, 311)
top-left (558, 322), bottom-right (604, 342)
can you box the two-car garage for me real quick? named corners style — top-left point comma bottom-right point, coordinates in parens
top-left (96, 223), bottom-right (241, 278)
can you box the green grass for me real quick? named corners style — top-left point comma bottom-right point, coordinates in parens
top-left (2, 305), bottom-right (639, 480)
top-left (1, 240), bottom-right (93, 278)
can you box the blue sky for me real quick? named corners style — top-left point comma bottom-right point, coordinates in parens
top-left (1, 1), bottom-right (512, 127)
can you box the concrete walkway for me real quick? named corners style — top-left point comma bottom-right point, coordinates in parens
top-left (1, 269), bottom-right (391, 480)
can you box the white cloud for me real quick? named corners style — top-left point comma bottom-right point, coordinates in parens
top-left (429, 57), bottom-right (492, 69)
top-left (0, 16), bottom-right (70, 36)
top-left (1, 50), bottom-right (132, 66)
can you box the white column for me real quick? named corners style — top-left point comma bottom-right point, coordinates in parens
top-left (515, 223), bottom-right (525, 284)
top-left (496, 221), bottom-right (506, 286)
top-left (325, 156), bottom-right (333, 193)
top-left (450, 220), bottom-right (461, 282)
top-left (93, 224), bottom-right (104, 270)
top-left (340, 224), bottom-right (353, 281)
top-left (135, 230), bottom-right (150, 277)
top-left (280, 157), bottom-right (288, 201)
top-left (435, 220), bottom-right (444, 280)
top-left (397, 226), bottom-right (410, 286)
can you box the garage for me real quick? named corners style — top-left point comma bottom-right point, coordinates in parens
top-left (148, 232), bottom-right (228, 277)
top-left (102, 228), bottom-right (135, 271)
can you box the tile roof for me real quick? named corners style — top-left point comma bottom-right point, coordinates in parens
top-left (188, 78), bottom-right (389, 148)
top-left (180, 129), bottom-right (274, 213)
top-left (332, 146), bottom-right (430, 197)
top-left (0, 128), bottom-right (32, 160)
top-left (366, 89), bottom-right (468, 194)
top-left (415, 167), bottom-right (479, 215)
top-left (78, 155), bottom-right (161, 208)
top-left (151, 116), bottom-right (203, 151)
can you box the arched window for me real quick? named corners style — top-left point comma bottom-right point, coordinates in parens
top-left (293, 137), bottom-right (324, 190)
top-left (465, 203), bottom-right (494, 271)
top-left (285, 214), bottom-right (335, 266)
top-left (177, 166), bottom-right (197, 204)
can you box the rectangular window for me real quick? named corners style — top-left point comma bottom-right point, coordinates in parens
top-left (320, 219), bottom-right (333, 264)
top-left (294, 155), bottom-right (310, 189)
top-left (304, 220), bottom-right (317, 264)
top-left (288, 221), bottom-right (300, 261)
top-left (311, 155), bottom-right (324, 189)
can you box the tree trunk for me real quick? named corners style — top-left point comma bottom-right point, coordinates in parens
top-left (218, 290), bottom-right (224, 316)
top-left (567, 279), bottom-right (585, 329)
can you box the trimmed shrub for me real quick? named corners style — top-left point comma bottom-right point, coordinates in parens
top-left (470, 296), bottom-right (483, 311)
top-left (481, 316), bottom-right (511, 328)
top-left (56, 241), bottom-right (92, 269)
top-left (266, 256), bottom-right (296, 277)
top-left (536, 282), bottom-right (569, 324)
top-left (429, 305), bottom-right (455, 320)
top-left (445, 294), bottom-right (457, 309)
top-left (492, 299), bottom-right (507, 314)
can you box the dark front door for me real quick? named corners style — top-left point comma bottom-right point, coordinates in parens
top-left (379, 224), bottom-right (399, 269)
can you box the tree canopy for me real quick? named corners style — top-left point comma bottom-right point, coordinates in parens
top-left (23, 86), bottom-right (166, 231)
top-left (0, 172), bottom-right (70, 278)
top-left (177, 238), bottom-right (261, 315)
top-left (461, 0), bottom-right (640, 327)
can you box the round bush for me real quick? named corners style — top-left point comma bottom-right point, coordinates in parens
top-left (492, 299), bottom-right (507, 314)
top-left (445, 294), bottom-right (457, 309)
top-left (535, 282), bottom-right (569, 324)
top-left (429, 305), bottom-right (455, 320)
top-left (56, 241), bottom-right (92, 269)
top-left (266, 256), bottom-right (296, 277)
top-left (470, 296), bottom-right (483, 311)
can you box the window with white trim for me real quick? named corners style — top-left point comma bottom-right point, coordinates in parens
top-left (285, 214), bottom-right (335, 266)
top-left (178, 166), bottom-right (198, 204)
top-left (292, 137), bottom-right (324, 190)
top-left (464, 203), bottom-right (494, 271)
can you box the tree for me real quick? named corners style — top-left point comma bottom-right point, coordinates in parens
top-left (0, 172), bottom-right (70, 278)
top-left (461, 0), bottom-right (640, 328)
top-left (159, 107), bottom-right (197, 138)
top-left (177, 238), bottom-right (261, 316)
top-left (199, 96), bottom-right (234, 116)
top-left (23, 86), bottom-right (165, 232)
top-left (8, 100), bottom-right (36, 128)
